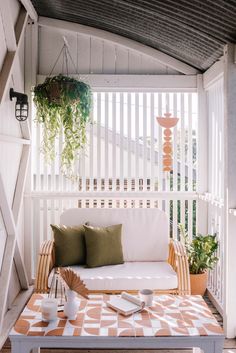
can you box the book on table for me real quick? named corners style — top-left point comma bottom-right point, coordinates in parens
top-left (106, 292), bottom-right (145, 316)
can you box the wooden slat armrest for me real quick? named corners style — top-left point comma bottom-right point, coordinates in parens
top-left (168, 239), bottom-right (191, 295)
top-left (35, 240), bottom-right (55, 293)
top-left (39, 242), bottom-right (54, 255)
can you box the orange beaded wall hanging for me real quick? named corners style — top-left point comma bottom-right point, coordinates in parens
top-left (156, 113), bottom-right (179, 172)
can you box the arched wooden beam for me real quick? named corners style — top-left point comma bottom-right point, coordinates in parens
top-left (38, 16), bottom-right (199, 75)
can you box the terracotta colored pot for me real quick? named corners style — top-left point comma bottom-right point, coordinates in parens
top-left (190, 272), bottom-right (208, 296)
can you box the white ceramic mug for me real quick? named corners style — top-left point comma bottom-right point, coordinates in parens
top-left (139, 289), bottom-right (154, 306)
top-left (41, 298), bottom-right (58, 321)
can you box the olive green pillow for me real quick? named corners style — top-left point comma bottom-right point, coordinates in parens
top-left (84, 224), bottom-right (124, 268)
top-left (51, 224), bottom-right (86, 266)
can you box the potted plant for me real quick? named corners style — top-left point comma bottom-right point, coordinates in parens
top-left (33, 74), bottom-right (92, 179)
top-left (179, 224), bottom-right (219, 295)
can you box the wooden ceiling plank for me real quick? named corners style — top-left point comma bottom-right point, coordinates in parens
top-left (39, 16), bottom-right (199, 75)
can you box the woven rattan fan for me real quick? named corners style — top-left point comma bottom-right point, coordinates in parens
top-left (59, 268), bottom-right (89, 299)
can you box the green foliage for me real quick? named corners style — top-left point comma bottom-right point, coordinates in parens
top-left (179, 224), bottom-right (219, 274)
top-left (33, 74), bottom-right (92, 179)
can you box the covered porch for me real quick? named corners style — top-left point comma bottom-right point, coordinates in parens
top-left (0, 0), bottom-right (236, 350)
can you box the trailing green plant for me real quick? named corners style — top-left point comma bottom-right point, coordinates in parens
top-left (33, 74), bottom-right (92, 178)
top-left (179, 224), bottom-right (219, 274)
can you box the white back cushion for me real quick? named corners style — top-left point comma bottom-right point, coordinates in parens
top-left (60, 208), bottom-right (169, 262)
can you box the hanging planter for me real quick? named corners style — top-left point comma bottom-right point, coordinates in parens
top-left (33, 39), bottom-right (92, 179)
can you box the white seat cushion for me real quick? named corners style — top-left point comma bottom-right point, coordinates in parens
top-left (70, 262), bottom-right (178, 291)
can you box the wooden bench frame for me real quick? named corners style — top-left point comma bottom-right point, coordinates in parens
top-left (35, 239), bottom-right (191, 295)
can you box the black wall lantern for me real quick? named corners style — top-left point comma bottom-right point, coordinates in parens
top-left (10, 88), bottom-right (29, 121)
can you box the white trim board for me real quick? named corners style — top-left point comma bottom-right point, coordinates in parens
top-left (19, 0), bottom-right (37, 21)
top-left (203, 59), bottom-right (224, 90)
top-left (0, 134), bottom-right (30, 145)
top-left (27, 191), bottom-right (198, 200)
top-left (38, 17), bottom-right (199, 75)
top-left (37, 74), bottom-right (197, 91)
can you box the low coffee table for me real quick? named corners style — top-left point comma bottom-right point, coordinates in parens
top-left (9, 293), bottom-right (224, 353)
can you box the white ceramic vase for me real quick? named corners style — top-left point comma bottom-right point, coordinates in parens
top-left (64, 289), bottom-right (79, 320)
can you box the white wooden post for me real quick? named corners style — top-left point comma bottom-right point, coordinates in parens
top-left (223, 43), bottom-right (236, 338)
top-left (197, 75), bottom-right (208, 235)
top-left (24, 18), bottom-right (38, 282)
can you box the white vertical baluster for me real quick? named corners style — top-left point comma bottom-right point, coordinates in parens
top-left (104, 92), bottom-right (109, 193)
top-left (143, 93), bottom-right (147, 192)
top-left (127, 93), bottom-right (132, 193)
top-left (135, 93), bottom-right (139, 192)
top-left (120, 92), bottom-right (124, 192)
top-left (43, 199), bottom-right (48, 241)
top-left (90, 93), bottom-right (95, 192)
top-left (172, 93), bottom-right (178, 239)
top-left (50, 137), bottom-right (56, 192)
top-left (97, 92), bottom-right (101, 191)
top-left (36, 121), bottom-right (41, 191)
top-left (180, 93), bottom-right (185, 226)
top-left (112, 93), bottom-right (117, 192)
top-left (180, 93), bottom-right (185, 192)
top-left (165, 93), bottom-right (170, 220)
top-left (150, 93), bottom-right (155, 193)
top-left (32, 198), bottom-right (40, 277)
top-left (58, 125), bottom-right (63, 192)
top-left (188, 93), bottom-right (193, 238)
top-left (157, 93), bottom-right (163, 192)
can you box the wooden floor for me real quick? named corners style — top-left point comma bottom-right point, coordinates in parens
top-left (1, 297), bottom-right (235, 353)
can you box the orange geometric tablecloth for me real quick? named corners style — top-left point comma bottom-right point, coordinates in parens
top-left (11, 293), bottom-right (223, 338)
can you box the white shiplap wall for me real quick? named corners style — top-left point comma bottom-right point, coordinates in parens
top-left (38, 26), bottom-right (181, 76)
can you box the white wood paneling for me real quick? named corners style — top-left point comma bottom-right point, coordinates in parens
top-left (38, 25), bottom-right (185, 76)
top-left (0, 142), bottom-right (22, 206)
top-left (39, 17), bottom-right (199, 75)
top-left (76, 34), bottom-right (90, 74)
top-left (0, 97), bottom-right (21, 138)
top-left (0, 1), bottom-right (31, 343)
top-left (7, 262), bottom-right (21, 310)
top-left (0, 214), bottom-right (7, 272)
top-left (90, 37), bottom-right (103, 74)
top-left (0, 15), bottom-right (7, 70)
top-left (8, 0), bottom-right (21, 26)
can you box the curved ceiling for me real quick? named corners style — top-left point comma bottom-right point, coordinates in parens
top-left (31, 0), bottom-right (236, 72)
